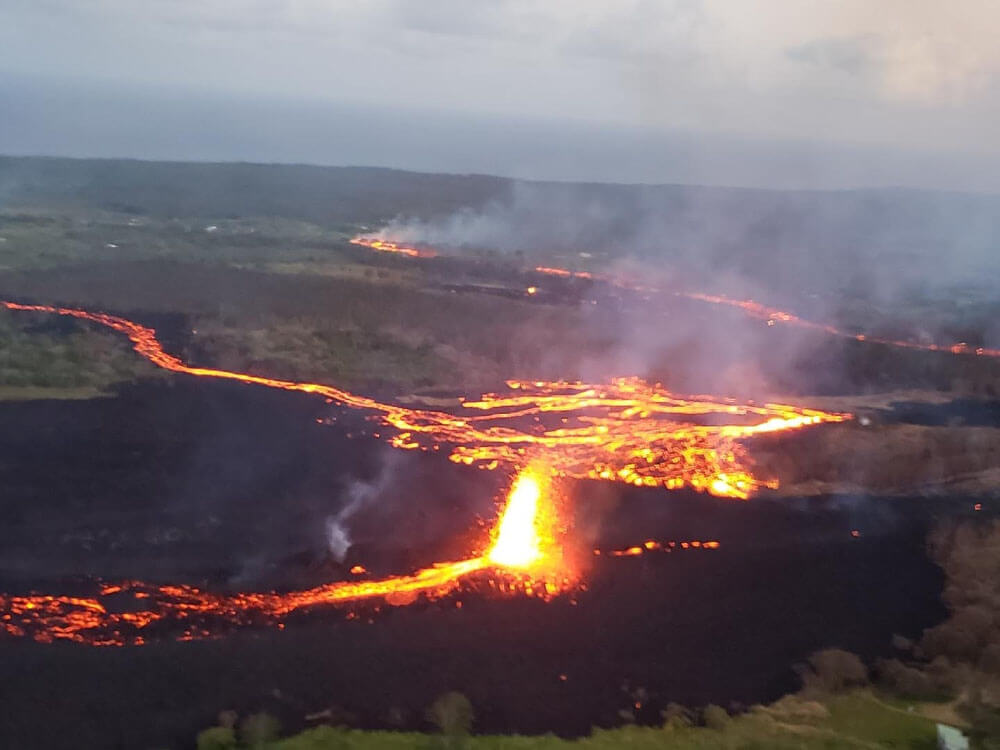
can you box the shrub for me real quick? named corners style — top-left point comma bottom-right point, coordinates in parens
top-left (660, 702), bottom-right (693, 729)
top-left (802, 649), bottom-right (868, 694)
top-left (195, 726), bottom-right (236, 750)
top-left (240, 712), bottom-right (281, 748)
top-left (702, 704), bottom-right (730, 730)
top-left (876, 658), bottom-right (937, 699)
top-left (427, 692), bottom-right (473, 736)
top-left (763, 694), bottom-right (830, 722)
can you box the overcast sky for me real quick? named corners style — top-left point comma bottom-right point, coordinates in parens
top-left (3, 0), bottom-right (999, 190)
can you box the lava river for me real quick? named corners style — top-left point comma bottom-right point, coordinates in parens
top-left (0, 299), bottom-right (848, 645)
top-left (1, 469), bottom-right (572, 646)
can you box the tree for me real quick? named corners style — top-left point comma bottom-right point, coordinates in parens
top-left (195, 726), bottom-right (236, 750)
top-left (801, 649), bottom-right (868, 694)
top-left (427, 691), bottom-right (474, 737)
top-left (240, 712), bottom-right (281, 748)
top-left (702, 704), bottom-right (731, 730)
top-left (876, 658), bottom-right (937, 699)
top-left (661, 702), bottom-right (693, 729)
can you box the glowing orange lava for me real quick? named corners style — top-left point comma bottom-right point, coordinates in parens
top-left (1, 301), bottom-right (846, 499)
top-left (487, 471), bottom-right (546, 568)
top-left (679, 293), bottom-right (1000, 358)
top-left (352, 235), bottom-right (999, 360)
top-left (595, 539), bottom-right (721, 557)
top-left (1, 468), bottom-right (571, 646)
top-left (349, 237), bottom-right (437, 258)
top-left (0, 297), bottom-right (847, 645)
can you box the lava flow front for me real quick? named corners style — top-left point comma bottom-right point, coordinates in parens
top-left (1, 468), bottom-right (572, 646)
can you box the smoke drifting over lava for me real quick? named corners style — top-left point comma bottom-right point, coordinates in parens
top-left (362, 180), bottom-right (1000, 398)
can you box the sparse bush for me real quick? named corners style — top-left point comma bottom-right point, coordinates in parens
top-left (427, 691), bottom-right (473, 737)
top-left (274, 725), bottom-right (349, 749)
top-left (660, 702), bottom-right (693, 729)
top-left (921, 605), bottom-right (995, 662)
top-left (801, 648), bottom-right (868, 694)
top-left (195, 725), bottom-right (236, 750)
top-left (762, 694), bottom-right (830, 722)
top-left (240, 711), bottom-right (281, 748)
top-left (876, 658), bottom-right (938, 699)
top-left (702, 704), bottom-right (730, 730)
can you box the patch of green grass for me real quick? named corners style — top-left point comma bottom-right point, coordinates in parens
top-left (0, 308), bottom-right (156, 391)
top-left (244, 691), bottom-right (941, 750)
top-left (0, 210), bottom-right (355, 271)
top-left (0, 385), bottom-right (109, 401)
top-left (186, 319), bottom-right (458, 391)
top-left (823, 692), bottom-right (937, 748)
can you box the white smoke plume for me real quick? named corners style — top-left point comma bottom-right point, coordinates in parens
top-left (325, 452), bottom-right (403, 562)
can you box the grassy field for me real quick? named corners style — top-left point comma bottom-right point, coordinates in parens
top-left (197, 691), bottom-right (941, 749)
top-left (0, 304), bottom-right (157, 397)
top-left (0, 384), bottom-right (109, 400)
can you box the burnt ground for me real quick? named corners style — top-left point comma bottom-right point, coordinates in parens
top-left (0, 378), bottom-right (977, 749)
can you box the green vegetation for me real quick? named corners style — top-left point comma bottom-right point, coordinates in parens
top-left (0, 306), bottom-right (154, 397)
top-left (194, 689), bottom-right (940, 749)
top-left (0, 210), bottom-right (358, 272)
top-left (186, 317), bottom-right (453, 392)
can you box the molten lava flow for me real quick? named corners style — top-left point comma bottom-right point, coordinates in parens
top-left (349, 237), bottom-right (437, 258)
top-left (1, 301), bottom-right (848, 498)
top-left (353, 235), bottom-right (999, 361)
top-left (1, 468), bottom-right (571, 646)
top-left (537, 261), bottom-right (1000, 359)
top-left (535, 266), bottom-right (594, 280)
top-left (679, 293), bottom-right (1000, 359)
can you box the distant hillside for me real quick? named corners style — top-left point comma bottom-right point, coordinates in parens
top-left (1, 156), bottom-right (998, 296)
top-left (0, 156), bottom-right (509, 225)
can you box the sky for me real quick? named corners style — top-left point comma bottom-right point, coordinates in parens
top-left (2, 0), bottom-right (1000, 190)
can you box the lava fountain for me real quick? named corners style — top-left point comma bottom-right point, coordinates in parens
top-left (488, 471), bottom-right (545, 568)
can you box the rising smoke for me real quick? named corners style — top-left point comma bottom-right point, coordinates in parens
top-left (325, 452), bottom-right (405, 562)
top-left (369, 178), bottom-right (1000, 398)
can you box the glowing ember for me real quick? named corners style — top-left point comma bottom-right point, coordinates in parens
top-left (596, 539), bottom-right (720, 556)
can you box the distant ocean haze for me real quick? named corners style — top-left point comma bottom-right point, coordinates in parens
top-left (2, 73), bottom-right (1000, 193)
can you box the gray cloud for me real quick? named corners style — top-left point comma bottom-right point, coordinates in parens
top-left (1, 0), bottom-right (999, 188)
top-left (786, 35), bottom-right (881, 76)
